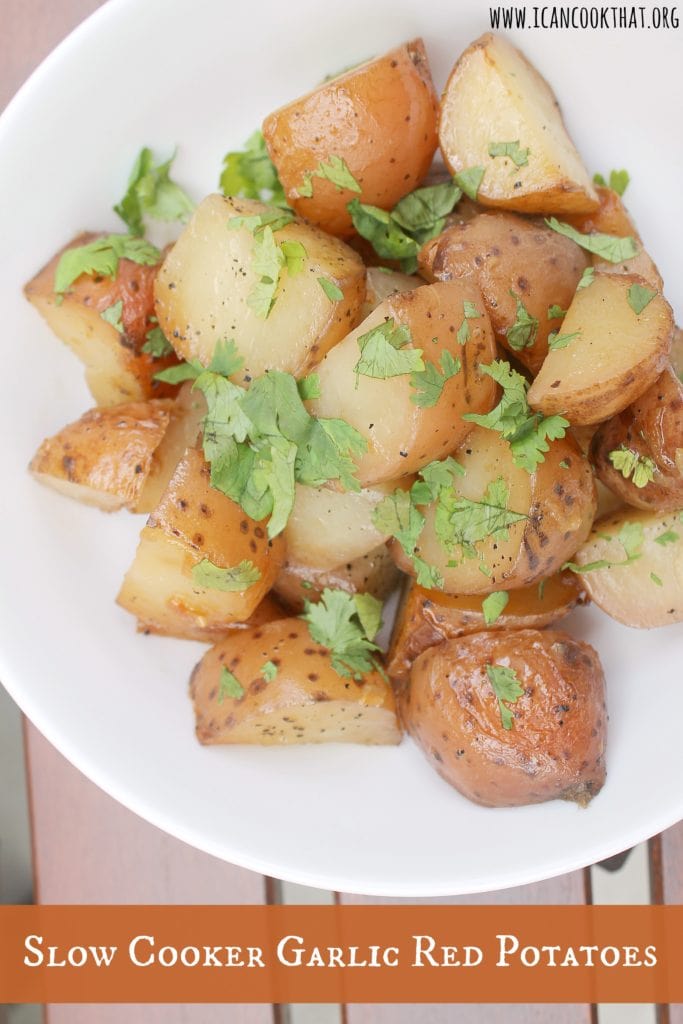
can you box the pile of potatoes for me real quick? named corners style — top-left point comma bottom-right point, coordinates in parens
top-left (25, 32), bottom-right (681, 810)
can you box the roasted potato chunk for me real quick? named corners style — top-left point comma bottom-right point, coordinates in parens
top-left (135, 382), bottom-right (207, 514)
top-left (30, 400), bottom-right (173, 512)
top-left (274, 544), bottom-right (400, 613)
top-left (117, 449), bottom-right (285, 640)
top-left (568, 508), bottom-right (683, 627)
top-left (419, 212), bottom-right (589, 374)
top-left (439, 34), bottom-right (598, 215)
top-left (390, 425), bottom-right (596, 594)
top-left (309, 280), bottom-right (497, 485)
top-left (191, 618), bottom-right (401, 745)
top-left (528, 272), bottom-right (673, 425)
top-left (262, 40), bottom-right (438, 238)
top-left (564, 186), bottom-right (662, 289)
top-left (361, 267), bottom-right (422, 319)
top-left (387, 572), bottom-right (586, 683)
top-left (25, 233), bottom-right (178, 406)
top-left (154, 195), bottom-right (365, 379)
top-left (591, 365), bottom-right (683, 511)
top-left (403, 629), bottom-right (607, 807)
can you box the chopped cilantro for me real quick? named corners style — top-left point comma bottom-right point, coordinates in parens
top-left (228, 208), bottom-right (295, 234)
top-left (537, 579), bottom-right (547, 600)
top-left (464, 360), bottom-right (568, 473)
top-left (650, 571), bottom-right (663, 587)
top-left (391, 180), bottom-right (462, 239)
top-left (300, 588), bottom-right (384, 680)
top-left (507, 291), bottom-right (538, 351)
top-left (433, 478), bottom-right (528, 563)
top-left (354, 319), bottom-right (424, 381)
top-left (410, 350), bottom-right (461, 407)
top-left (627, 284), bottom-right (658, 315)
top-left (299, 155), bottom-right (361, 197)
top-left (280, 240), bottom-right (307, 277)
top-left (547, 304), bottom-right (567, 320)
top-left (488, 141), bottom-right (530, 167)
top-left (318, 277), bottom-right (344, 302)
top-left (297, 373), bottom-right (321, 401)
top-left (371, 487), bottom-right (440, 589)
top-left (576, 267), bottom-right (595, 290)
top-left (247, 225), bottom-right (285, 318)
top-left (261, 661), bottom-right (278, 682)
top-left (482, 591), bottom-right (509, 625)
top-left (563, 520), bottom-right (644, 574)
top-left (142, 325), bottom-right (174, 358)
top-left (191, 558), bottom-right (261, 592)
top-left (545, 218), bottom-right (638, 263)
top-left (114, 147), bottom-right (194, 236)
top-left (100, 300), bottom-right (124, 334)
top-left (486, 664), bottom-right (524, 730)
top-left (608, 447), bottom-right (656, 488)
top-left (347, 199), bottom-right (420, 272)
top-left (655, 530), bottom-right (679, 546)
top-left (352, 593), bottom-right (383, 641)
top-left (54, 235), bottom-right (160, 294)
top-left (454, 166), bottom-right (485, 201)
top-left (218, 666), bottom-right (245, 702)
top-left (559, 459), bottom-right (570, 469)
top-left (220, 131), bottom-right (287, 207)
top-left (548, 330), bottom-right (580, 351)
top-left (593, 169), bottom-right (630, 196)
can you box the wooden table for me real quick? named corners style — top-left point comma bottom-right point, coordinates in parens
top-left (2, 4), bottom-right (681, 1022)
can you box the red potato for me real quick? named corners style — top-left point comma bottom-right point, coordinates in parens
top-left (24, 233), bottom-right (179, 406)
top-left (403, 629), bottom-right (607, 807)
top-left (190, 618), bottom-right (401, 745)
top-left (262, 40), bottom-right (439, 238)
top-left (274, 544), bottom-right (400, 614)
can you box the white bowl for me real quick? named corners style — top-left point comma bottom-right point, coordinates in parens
top-left (0, 0), bottom-right (681, 897)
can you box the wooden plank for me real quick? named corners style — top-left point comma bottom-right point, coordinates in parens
top-left (25, 723), bottom-right (273, 1024)
top-left (340, 869), bottom-right (596, 1024)
top-left (653, 823), bottom-right (683, 1024)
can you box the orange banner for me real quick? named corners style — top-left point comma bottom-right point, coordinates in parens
top-left (0, 904), bottom-right (680, 1004)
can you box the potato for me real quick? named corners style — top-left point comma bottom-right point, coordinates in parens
top-left (527, 272), bottom-right (673, 425)
top-left (564, 186), bottom-right (662, 289)
top-left (403, 629), bottom-right (607, 807)
top-left (387, 571), bottom-right (586, 683)
top-left (117, 448), bottom-right (285, 640)
top-left (390, 425), bottom-right (596, 594)
top-left (671, 326), bottom-right (683, 378)
top-left (590, 365), bottom-right (683, 511)
top-left (419, 212), bottom-right (589, 374)
top-left (361, 267), bottom-right (422, 319)
top-left (439, 34), bottom-right (598, 216)
top-left (154, 195), bottom-right (365, 380)
top-left (274, 544), bottom-right (400, 613)
top-left (29, 400), bottom-right (173, 512)
top-left (262, 40), bottom-right (438, 238)
top-left (25, 233), bottom-right (178, 406)
top-left (309, 281), bottom-right (497, 485)
top-left (136, 382), bottom-right (207, 513)
top-left (190, 618), bottom-right (401, 745)
top-left (568, 508), bottom-right (683, 627)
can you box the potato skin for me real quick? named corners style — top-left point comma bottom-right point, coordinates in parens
top-left (419, 212), bottom-right (589, 374)
top-left (25, 233), bottom-right (179, 406)
top-left (190, 618), bottom-right (400, 745)
top-left (262, 40), bottom-right (438, 238)
top-left (387, 572), bottom-right (586, 683)
top-left (309, 280), bottom-right (497, 486)
top-left (403, 629), bottom-right (607, 807)
top-left (274, 544), bottom-right (400, 613)
top-left (29, 400), bottom-right (172, 512)
top-left (591, 365), bottom-right (683, 511)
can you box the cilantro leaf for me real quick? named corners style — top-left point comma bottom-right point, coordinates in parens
top-left (545, 218), bottom-right (638, 263)
top-left (410, 350), bottom-right (461, 407)
top-left (547, 304), bottom-right (567, 320)
top-left (593, 169), bottom-right (630, 196)
top-left (247, 225), bottom-right (285, 318)
top-left (435, 478), bottom-right (528, 561)
top-left (482, 590), bottom-right (509, 625)
top-left (154, 360), bottom-right (203, 384)
top-left (548, 330), bottom-right (580, 351)
top-left (655, 530), bottom-right (679, 546)
top-left (651, 571), bottom-right (663, 586)
top-left (300, 588), bottom-right (383, 680)
top-left (507, 291), bottom-right (538, 351)
top-left (318, 277), bottom-right (344, 302)
top-left (261, 661), bottom-right (278, 682)
top-left (54, 234), bottom-right (160, 294)
top-left (352, 593), bottom-right (383, 641)
top-left (220, 131), bottom-right (287, 207)
top-left (563, 520), bottom-right (644, 574)
top-left (454, 166), bottom-right (485, 201)
top-left (299, 155), bottom-right (361, 197)
top-left (114, 147), bottom-right (194, 236)
top-left (488, 141), bottom-right (530, 167)
top-left (297, 373), bottom-right (321, 401)
top-left (371, 488), bottom-right (441, 589)
top-left (391, 181), bottom-right (462, 238)
top-left (347, 199), bottom-right (420, 267)
top-left (463, 360), bottom-right (568, 473)
top-left (297, 418), bottom-right (367, 492)
top-left (608, 447), bottom-right (656, 487)
top-left (228, 208), bottom-right (295, 235)
top-left (280, 240), bottom-right (307, 277)
top-left (206, 338), bottom-right (245, 378)
top-left (627, 284), bottom-right (658, 315)
top-left (486, 664), bottom-right (524, 730)
top-left (100, 300), bottom-right (124, 334)
top-left (218, 666), bottom-right (245, 702)
top-left (191, 558), bottom-right (261, 592)
top-left (354, 319), bottom-right (424, 381)
top-left (576, 267), bottom-right (595, 290)
top-left (142, 326), bottom-right (174, 357)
